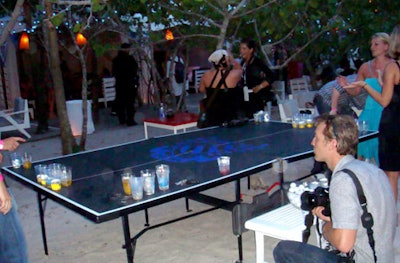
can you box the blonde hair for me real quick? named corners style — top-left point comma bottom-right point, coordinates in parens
top-left (372, 32), bottom-right (390, 45)
top-left (389, 25), bottom-right (400, 60)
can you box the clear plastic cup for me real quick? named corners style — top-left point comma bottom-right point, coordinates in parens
top-left (130, 175), bottom-right (144, 200)
top-left (156, 164), bottom-right (170, 191)
top-left (141, 169), bottom-right (155, 195)
top-left (217, 156), bottom-right (230, 175)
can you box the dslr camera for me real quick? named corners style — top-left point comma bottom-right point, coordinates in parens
top-left (300, 186), bottom-right (331, 216)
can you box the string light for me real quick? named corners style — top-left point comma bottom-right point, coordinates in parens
top-left (165, 29), bottom-right (174, 40)
top-left (76, 32), bottom-right (87, 46)
top-left (19, 32), bottom-right (29, 50)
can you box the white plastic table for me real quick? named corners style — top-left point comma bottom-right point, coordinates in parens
top-left (143, 112), bottom-right (198, 139)
top-left (245, 204), bottom-right (307, 263)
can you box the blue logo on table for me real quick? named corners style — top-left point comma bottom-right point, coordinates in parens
top-left (150, 136), bottom-right (268, 163)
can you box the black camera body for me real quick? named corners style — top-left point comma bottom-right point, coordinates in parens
top-left (300, 186), bottom-right (331, 216)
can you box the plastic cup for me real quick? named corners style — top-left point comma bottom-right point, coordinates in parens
top-left (141, 169), bottom-right (155, 195)
top-left (48, 163), bottom-right (63, 179)
top-left (306, 118), bottom-right (314, 128)
top-left (50, 178), bottom-right (62, 191)
top-left (22, 152), bottom-right (32, 169)
top-left (358, 120), bottom-right (368, 132)
top-left (121, 172), bottom-right (132, 195)
top-left (217, 156), bottom-right (230, 175)
top-left (34, 164), bottom-right (49, 186)
top-left (130, 175), bottom-right (144, 200)
top-left (61, 166), bottom-right (72, 187)
top-left (156, 164), bottom-right (170, 191)
top-left (10, 152), bottom-right (22, 169)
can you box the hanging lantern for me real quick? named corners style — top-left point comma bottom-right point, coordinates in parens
top-left (76, 32), bottom-right (87, 46)
top-left (165, 29), bottom-right (174, 41)
top-left (19, 32), bottom-right (30, 50)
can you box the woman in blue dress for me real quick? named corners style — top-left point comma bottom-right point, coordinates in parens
top-left (345, 27), bottom-right (400, 201)
top-left (341, 32), bottom-right (392, 165)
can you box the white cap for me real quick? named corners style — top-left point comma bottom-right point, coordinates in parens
top-left (208, 49), bottom-right (228, 64)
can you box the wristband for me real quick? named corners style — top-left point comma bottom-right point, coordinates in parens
top-left (0, 173), bottom-right (4, 182)
top-left (0, 140), bottom-right (3, 150)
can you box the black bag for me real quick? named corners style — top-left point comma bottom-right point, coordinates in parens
top-left (175, 60), bottom-right (185, 84)
top-left (197, 98), bottom-right (209, 128)
top-left (197, 111), bottom-right (209, 129)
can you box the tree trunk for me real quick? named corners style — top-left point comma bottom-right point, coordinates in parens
top-left (45, 0), bottom-right (77, 154)
top-left (76, 47), bottom-right (88, 151)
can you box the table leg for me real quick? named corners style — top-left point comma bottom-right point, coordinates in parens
top-left (255, 232), bottom-right (265, 263)
top-left (37, 193), bottom-right (49, 255)
top-left (235, 179), bottom-right (241, 201)
top-left (144, 123), bottom-right (148, 139)
top-left (121, 215), bottom-right (134, 263)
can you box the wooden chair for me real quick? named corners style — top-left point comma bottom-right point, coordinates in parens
top-left (0, 97), bottom-right (31, 138)
top-left (100, 77), bottom-right (116, 108)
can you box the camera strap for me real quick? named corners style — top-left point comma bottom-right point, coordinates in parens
top-left (340, 168), bottom-right (377, 263)
top-left (302, 212), bottom-right (314, 243)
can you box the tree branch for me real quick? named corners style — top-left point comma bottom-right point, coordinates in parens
top-left (0, 0), bottom-right (25, 48)
top-left (56, 0), bottom-right (92, 5)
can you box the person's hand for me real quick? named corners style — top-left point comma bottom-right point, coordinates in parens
top-left (253, 84), bottom-right (262, 93)
top-left (0, 181), bottom-right (12, 215)
top-left (2, 137), bottom-right (25, 151)
top-left (342, 80), bottom-right (365, 90)
top-left (336, 75), bottom-right (348, 87)
top-left (312, 206), bottom-right (331, 222)
top-left (329, 109), bottom-right (337, 115)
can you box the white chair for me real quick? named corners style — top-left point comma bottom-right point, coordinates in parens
top-left (272, 81), bottom-right (286, 100)
top-left (278, 99), bottom-right (300, 122)
top-left (289, 77), bottom-right (309, 95)
top-left (289, 90), bottom-right (317, 115)
top-left (100, 77), bottom-right (116, 108)
top-left (193, 68), bottom-right (208, 93)
top-left (0, 97), bottom-right (31, 138)
top-left (245, 204), bottom-right (309, 263)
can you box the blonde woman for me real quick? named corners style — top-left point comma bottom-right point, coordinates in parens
top-left (344, 27), bottom-right (400, 201)
top-left (339, 33), bottom-right (392, 165)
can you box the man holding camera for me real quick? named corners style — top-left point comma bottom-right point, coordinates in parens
top-left (273, 114), bottom-right (396, 262)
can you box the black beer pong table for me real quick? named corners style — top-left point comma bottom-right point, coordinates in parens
top-left (1, 121), bottom-right (377, 263)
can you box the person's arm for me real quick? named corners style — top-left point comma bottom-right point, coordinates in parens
top-left (345, 62), bottom-right (398, 108)
top-left (330, 88), bottom-right (340, 114)
top-left (198, 72), bottom-right (208, 94)
top-left (322, 221), bottom-right (357, 253)
top-left (338, 62), bottom-right (368, 96)
top-left (253, 79), bottom-right (269, 94)
top-left (313, 206), bottom-right (357, 253)
top-left (0, 174), bottom-right (12, 215)
top-left (1, 137), bottom-right (26, 151)
top-left (253, 59), bottom-right (274, 93)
